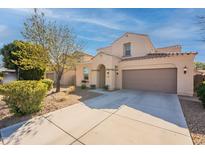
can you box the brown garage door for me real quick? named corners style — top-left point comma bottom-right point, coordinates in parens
top-left (122, 68), bottom-right (177, 93)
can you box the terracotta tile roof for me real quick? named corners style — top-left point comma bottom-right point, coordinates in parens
top-left (121, 52), bottom-right (197, 61)
top-left (77, 51), bottom-right (94, 57)
top-left (91, 51), bottom-right (121, 60)
top-left (156, 45), bottom-right (182, 53)
top-left (196, 69), bottom-right (205, 75)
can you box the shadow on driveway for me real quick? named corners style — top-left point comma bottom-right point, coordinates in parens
top-left (83, 90), bottom-right (187, 128)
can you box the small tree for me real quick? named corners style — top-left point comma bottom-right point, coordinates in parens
top-left (195, 62), bottom-right (205, 70)
top-left (0, 40), bottom-right (47, 80)
top-left (22, 9), bottom-right (82, 92)
top-left (0, 40), bottom-right (22, 69)
top-left (12, 41), bottom-right (48, 80)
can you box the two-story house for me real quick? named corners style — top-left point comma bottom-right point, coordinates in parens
top-left (76, 32), bottom-right (197, 96)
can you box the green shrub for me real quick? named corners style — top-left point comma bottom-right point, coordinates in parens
top-left (0, 72), bottom-right (3, 77)
top-left (0, 76), bottom-right (4, 84)
top-left (19, 68), bottom-right (45, 80)
top-left (197, 81), bottom-right (205, 108)
top-left (104, 85), bottom-right (109, 91)
top-left (81, 84), bottom-right (86, 89)
top-left (90, 84), bottom-right (96, 89)
top-left (0, 80), bottom-right (47, 115)
top-left (41, 79), bottom-right (54, 91)
top-left (81, 80), bottom-right (88, 84)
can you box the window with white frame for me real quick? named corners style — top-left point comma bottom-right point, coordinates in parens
top-left (123, 43), bottom-right (131, 56)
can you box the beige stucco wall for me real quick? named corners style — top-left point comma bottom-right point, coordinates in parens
top-left (111, 33), bottom-right (155, 57)
top-left (60, 69), bottom-right (75, 86)
top-left (46, 70), bottom-right (76, 86)
top-left (45, 72), bottom-right (56, 81)
top-left (118, 54), bottom-right (195, 96)
top-left (75, 33), bottom-right (196, 96)
top-left (82, 54), bottom-right (93, 62)
top-left (76, 53), bottom-right (120, 90)
top-left (76, 63), bottom-right (92, 87)
top-left (97, 46), bottom-right (112, 54)
top-left (76, 52), bottom-right (195, 96)
top-left (90, 53), bottom-right (121, 90)
top-left (98, 33), bottom-right (155, 58)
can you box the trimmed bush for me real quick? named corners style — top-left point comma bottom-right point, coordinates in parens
top-left (0, 72), bottom-right (3, 77)
top-left (0, 76), bottom-right (3, 84)
top-left (81, 80), bottom-right (88, 84)
top-left (19, 68), bottom-right (45, 80)
top-left (104, 85), bottom-right (109, 91)
top-left (90, 84), bottom-right (96, 89)
top-left (0, 80), bottom-right (47, 115)
top-left (41, 79), bottom-right (54, 91)
top-left (81, 84), bottom-right (86, 89)
top-left (197, 81), bottom-right (205, 108)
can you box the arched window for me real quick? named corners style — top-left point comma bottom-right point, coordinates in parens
top-left (83, 67), bottom-right (89, 80)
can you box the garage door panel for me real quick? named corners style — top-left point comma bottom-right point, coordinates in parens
top-left (122, 68), bottom-right (177, 93)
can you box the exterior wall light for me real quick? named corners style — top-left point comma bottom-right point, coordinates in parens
top-left (184, 66), bottom-right (187, 74)
top-left (107, 71), bottom-right (109, 75)
top-left (116, 72), bottom-right (119, 75)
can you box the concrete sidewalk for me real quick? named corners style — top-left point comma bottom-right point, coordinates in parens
top-left (0, 90), bottom-right (193, 145)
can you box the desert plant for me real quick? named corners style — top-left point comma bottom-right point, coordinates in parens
top-left (0, 76), bottom-right (3, 83)
top-left (81, 84), bottom-right (86, 89)
top-left (41, 79), bottom-right (54, 91)
top-left (0, 72), bottom-right (3, 77)
top-left (104, 85), bottom-right (109, 91)
top-left (0, 80), bottom-right (47, 115)
top-left (90, 84), bottom-right (96, 89)
top-left (66, 85), bottom-right (76, 94)
top-left (19, 68), bottom-right (45, 80)
top-left (197, 81), bottom-right (205, 108)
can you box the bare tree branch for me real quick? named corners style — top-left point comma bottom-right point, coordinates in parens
top-left (22, 9), bottom-right (83, 92)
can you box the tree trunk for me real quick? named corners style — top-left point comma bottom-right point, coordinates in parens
top-left (56, 75), bottom-right (61, 92)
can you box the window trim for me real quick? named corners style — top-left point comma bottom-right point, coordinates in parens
top-left (123, 43), bottom-right (131, 57)
top-left (83, 67), bottom-right (89, 80)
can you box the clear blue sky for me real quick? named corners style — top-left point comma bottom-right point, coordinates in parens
top-left (0, 8), bottom-right (205, 62)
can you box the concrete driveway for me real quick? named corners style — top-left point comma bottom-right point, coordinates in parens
top-left (0, 90), bottom-right (192, 145)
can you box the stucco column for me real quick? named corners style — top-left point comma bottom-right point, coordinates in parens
top-left (177, 63), bottom-right (194, 96)
top-left (91, 70), bottom-right (98, 86)
top-left (118, 68), bottom-right (122, 89)
top-left (105, 69), bottom-right (116, 90)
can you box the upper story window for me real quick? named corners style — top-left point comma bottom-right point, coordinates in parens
top-left (83, 67), bottom-right (89, 80)
top-left (123, 43), bottom-right (131, 56)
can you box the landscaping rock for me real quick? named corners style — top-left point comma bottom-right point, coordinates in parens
top-left (180, 97), bottom-right (205, 144)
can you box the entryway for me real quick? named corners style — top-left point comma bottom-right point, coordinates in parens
top-left (98, 64), bottom-right (106, 88)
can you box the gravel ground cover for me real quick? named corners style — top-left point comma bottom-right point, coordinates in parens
top-left (179, 96), bottom-right (205, 144)
top-left (0, 88), bottom-right (102, 129)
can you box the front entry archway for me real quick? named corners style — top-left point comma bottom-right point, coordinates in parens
top-left (98, 64), bottom-right (106, 88)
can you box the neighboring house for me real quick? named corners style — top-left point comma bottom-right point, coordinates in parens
top-left (76, 32), bottom-right (197, 96)
top-left (0, 67), bottom-right (17, 84)
top-left (46, 52), bottom-right (93, 86)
